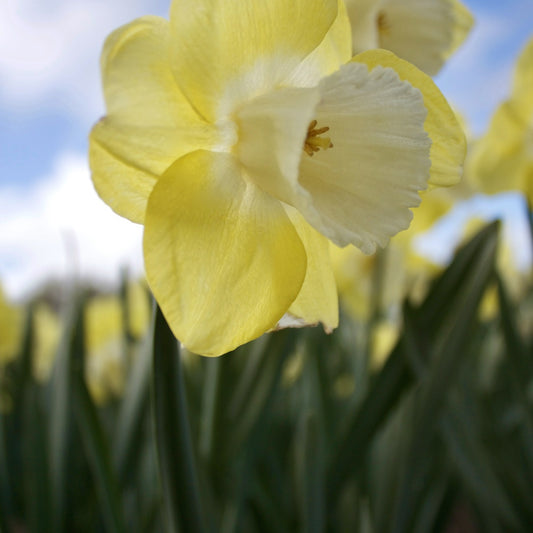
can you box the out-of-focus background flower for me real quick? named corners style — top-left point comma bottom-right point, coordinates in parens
top-left (0, 0), bottom-right (532, 301)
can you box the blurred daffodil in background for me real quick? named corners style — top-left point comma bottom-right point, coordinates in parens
top-left (469, 37), bottom-right (533, 203)
top-left (0, 285), bottom-right (24, 368)
top-left (90, 0), bottom-right (465, 356)
top-left (32, 303), bottom-right (61, 383)
top-left (343, 0), bottom-right (473, 75)
top-left (85, 279), bottom-right (150, 404)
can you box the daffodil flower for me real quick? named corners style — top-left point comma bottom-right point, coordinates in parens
top-left (0, 284), bottom-right (23, 365)
top-left (468, 38), bottom-right (533, 203)
top-left (85, 295), bottom-right (126, 404)
top-left (344, 0), bottom-right (473, 75)
top-left (33, 303), bottom-right (61, 382)
top-left (90, 0), bottom-right (465, 356)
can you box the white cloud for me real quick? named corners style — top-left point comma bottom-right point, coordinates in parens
top-left (0, 0), bottom-right (168, 122)
top-left (0, 151), bottom-right (144, 301)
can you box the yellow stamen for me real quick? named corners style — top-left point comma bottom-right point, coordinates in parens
top-left (304, 120), bottom-right (333, 157)
top-left (377, 11), bottom-right (391, 35)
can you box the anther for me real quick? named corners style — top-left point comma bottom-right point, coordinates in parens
top-left (304, 120), bottom-right (333, 157)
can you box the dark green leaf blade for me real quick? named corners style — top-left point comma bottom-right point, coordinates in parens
top-left (152, 305), bottom-right (206, 533)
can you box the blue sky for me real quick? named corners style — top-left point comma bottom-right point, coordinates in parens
top-left (0, 0), bottom-right (532, 299)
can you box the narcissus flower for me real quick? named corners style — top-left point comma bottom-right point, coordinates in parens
top-left (90, 0), bottom-right (465, 356)
top-left (85, 295), bottom-right (126, 404)
top-left (468, 38), bottom-right (533, 202)
top-left (0, 285), bottom-right (23, 366)
top-left (344, 0), bottom-right (473, 75)
top-left (33, 303), bottom-right (61, 382)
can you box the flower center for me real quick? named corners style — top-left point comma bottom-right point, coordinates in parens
top-left (377, 11), bottom-right (391, 35)
top-left (304, 120), bottom-right (333, 157)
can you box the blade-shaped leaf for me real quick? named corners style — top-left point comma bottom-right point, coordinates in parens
top-left (327, 222), bottom-right (500, 506)
top-left (152, 305), bottom-right (207, 533)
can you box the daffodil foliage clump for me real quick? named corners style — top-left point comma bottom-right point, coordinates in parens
top-left (89, 0), bottom-right (466, 356)
top-left (1, 222), bottom-right (533, 532)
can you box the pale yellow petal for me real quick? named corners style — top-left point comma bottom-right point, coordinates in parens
top-left (468, 101), bottom-right (529, 194)
top-left (394, 187), bottom-right (453, 245)
top-left (370, 320), bottom-right (399, 370)
top-left (143, 150), bottom-right (307, 357)
top-left (354, 49), bottom-right (466, 187)
top-left (90, 16), bottom-right (218, 223)
top-left (84, 296), bottom-right (125, 404)
top-left (0, 286), bottom-right (23, 365)
top-left (297, 61), bottom-right (431, 253)
top-left (445, 0), bottom-right (475, 61)
top-left (284, 208), bottom-right (339, 331)
top-left (33, 304), bottom-right (61, 382)
top-left (128, 279), bottom-right (151, 340)
top-left (168, 0), bottom-right (339, 121)
top-left (288, 0), bottom-right (353, 86)
top-left (513, 37), bottom-right (533, 114)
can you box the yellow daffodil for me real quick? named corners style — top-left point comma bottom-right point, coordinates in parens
top-left (370, 319), bottom-right (399, 370)
top-left (468, 38), bottom-right (533, 202)
top-left (344, 0), bottom-right (473, 75)
top-left (127, 279), bottom-right (151, 340)
top-left (90, 0), bottom-right (465, 356)
top-left (0, 285), bottom-right (23, 366)
top-left (331, 240), bottom-right (441, 321)
top-left (33, 303), bottom-right (61, 382)
top-left (331, 244), bottom-right (404, 320)
top-left (85, 295), bottom-right (126, 405)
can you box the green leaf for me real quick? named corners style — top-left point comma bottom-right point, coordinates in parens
top-left (199, 356), bottom-right (223, 468)
top-left (227, 329), bottom-right (299, 458)
top-left (152, 305), bottom-right (207, 533)
top-left (0, 305), bottom-right (36, 529)
top-left (327, 222), bottom-right (500, 507)
top-left (496, 275), bottom-right (533, 485)
top-left (113, 320), bottom-right (154, 485)
top-left (22, 385), bottom-right (54, 533)
top-left (297, 411), bottom-right (325, 533)
top-left (74, 377), bottom-right (126, 533)
top-left (0, 409), bottom-right (12, 532)
top-left (391, 223), bottom-right (499, 533)
top-left (440, 407), bottom-right (519, 530)
top-left (49, 295), bottom-right (84, 533)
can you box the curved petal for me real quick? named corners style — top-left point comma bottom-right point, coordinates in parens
top-left (353, 49), bottom-right (466, 187)
top-left (393, 188), bottom-right (453, 247)
top-left (168, 0), bottom-right (338, 121)
top-left (283, 208), bottom-right (339, 331)
top-left (90, 16), bottom-right (219, 223)
top-left (468, 101), bottom-right (529, 195)
top-left (378, 0), bottom-right (472, 76)
top-left (288, 0), bottom-right (353, 86)
top-left (445, 0), bottom-right (475, 61)
top-left (296, 62), bottom-right (431, 254)
top-left (513, 37), bottom-right (533, 112)
top-left (143, 150), bottom-right (307, 357)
